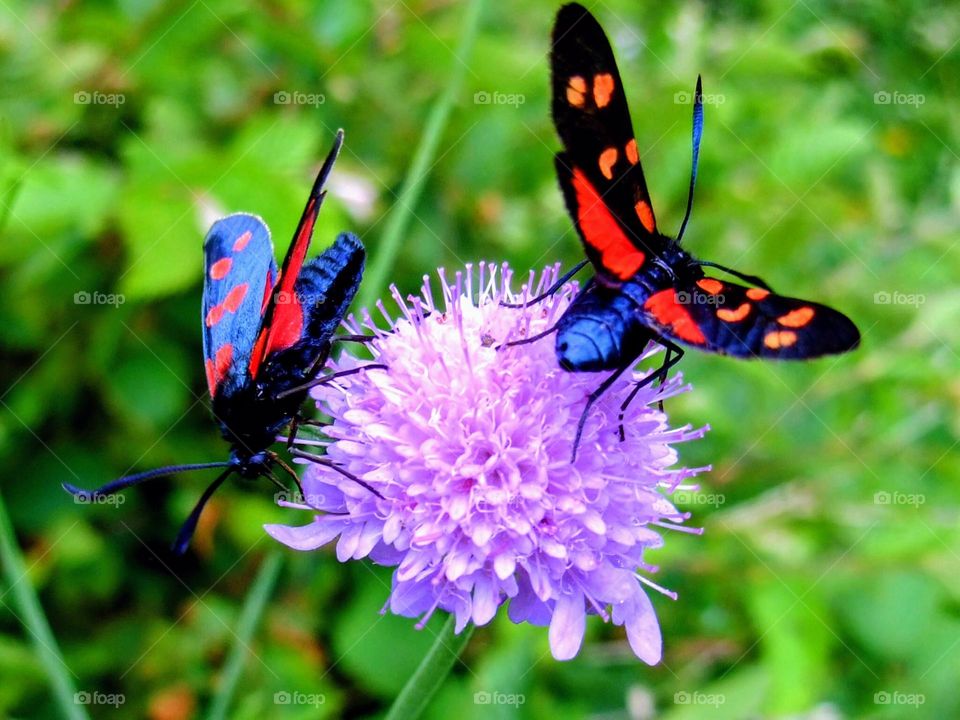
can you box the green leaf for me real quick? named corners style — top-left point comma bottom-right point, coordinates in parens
top-left (749, 576), bottom-right (830, 715)
top-left (2, 155), bottom-right (118, 267)
top-left (331, 566), bottom-right (444, 699)
top-left (837, 570), bottom-right (942, 662)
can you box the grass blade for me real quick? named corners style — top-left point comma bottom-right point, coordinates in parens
top-left (0, 492), bottom-right (89, 720)
top-left (384, 614), bottom-right (475, 720)
top-left (205, 550), bottom-right (284, 720)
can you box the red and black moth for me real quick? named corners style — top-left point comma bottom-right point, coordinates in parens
top-left (64, 130), bottom-right (382, 553)
top-left (512, 3), bottom-right (860, 457)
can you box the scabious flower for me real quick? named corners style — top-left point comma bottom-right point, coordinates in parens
top-left (265, 262), bottom-right (708, 663)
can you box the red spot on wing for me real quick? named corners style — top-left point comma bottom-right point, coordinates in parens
top-left (205, 283), bottom-right (249, 327)
top-left (717, 302), bottom-right (751, 322)
top-left (205, 343), bottom-right (234, 397)
top-left (593, 73), bottom-right (614, 108)
top-left (778, 306), bottom-right (815, 327)
top-left (205, 304), bottom-right (224, 327)
top-left (223, 283), bottom-right (248, 312)
top-left (598, 147), bottom-right (618, 179)
top-left (697, 278), bottom-right (724, 295)
top-left (233, 230), bottom-right (252, 252)
top-left (634, 200), bottom-right (656, 233)
top-left (210, 257), bottom-right (232, 280)
top-left (566, 76), bottom-right (587, 107)
top-left (644, 289), bottom-right (707, 345)
top-left (571, 168), bottom-right (645, 280)
top-left (764, 330), bottom-right (797, 349)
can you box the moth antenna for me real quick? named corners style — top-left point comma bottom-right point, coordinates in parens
top-left (694, 260), bottom-right (773, 291)
top-left (677, 75), bottom-right (703, 243)
top-left (62, 461), bottom-right (232, 502)
top-left (171, 468), bottom-right (234, 555)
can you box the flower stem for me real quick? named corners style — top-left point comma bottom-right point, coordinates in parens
top-left (357, 0), bottom-right (485, 309)
top-left (0, 492), bottom-right (89, 720)
top-left (205, 550), bottom-right (284, 720)
top-left (384, 615), bottom-right (475, 720)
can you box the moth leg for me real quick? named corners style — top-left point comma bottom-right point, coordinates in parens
top-left (286, 415), bottom-right (302, 450)
top-left (261, 466), bottom-right (292, 495)
top-left (291, 417), bottom-right (329, 430)
top-left (499, 323), bottom-right (560, 350)
top-left (288, 448), bottom-right (383, 499)
top-left (617, 340), bottom-right (685, 441)
top-left (270, 453), bottom-right (305, 498)
top-left (303, 342), bottom-right (334, 378)
top-left (500, 259), bottom-right (589, 308)
top-left (275, 363), bottom-right (388, 400)
top-left (335, 333), bottom-right (376, 344)
top-left (571, 362), bottom-right (634, 463)
top-left (284, 413), bottom-right (330, 450)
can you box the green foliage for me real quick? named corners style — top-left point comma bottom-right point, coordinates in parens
top-left (1, 0), bottom-right (957, 717)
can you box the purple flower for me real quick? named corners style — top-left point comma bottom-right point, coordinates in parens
top-left (265, 262), bottom-right (708, 663)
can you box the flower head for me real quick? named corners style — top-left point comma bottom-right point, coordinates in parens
top-left (265, 262), bottom-right (708, 663)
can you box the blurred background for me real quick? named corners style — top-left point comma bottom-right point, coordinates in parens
top-left (1, 0), bottom-right (958, 718)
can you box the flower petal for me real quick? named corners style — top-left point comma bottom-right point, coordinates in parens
top-left (549, 590), bottom-right (585, 661)
top-left (613, 589), bottom-right (662, 665)
top-left (264, 518), bottom-right (346, 551)
top-left (508, 581), bottom-right (552, 626)
top-left (493, 553), bottom-right (516, 580)
top-left (471, 577), bottom-right (499, 625)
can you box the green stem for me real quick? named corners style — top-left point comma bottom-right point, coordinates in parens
top-left (384, 615), bottom-right (475, 720)
top-left (358, 0), bottom-right (485, 309)
top-left (205, 550), bottom-right (284, 720)
top-left (0, 492), bottom-right (89, 720)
